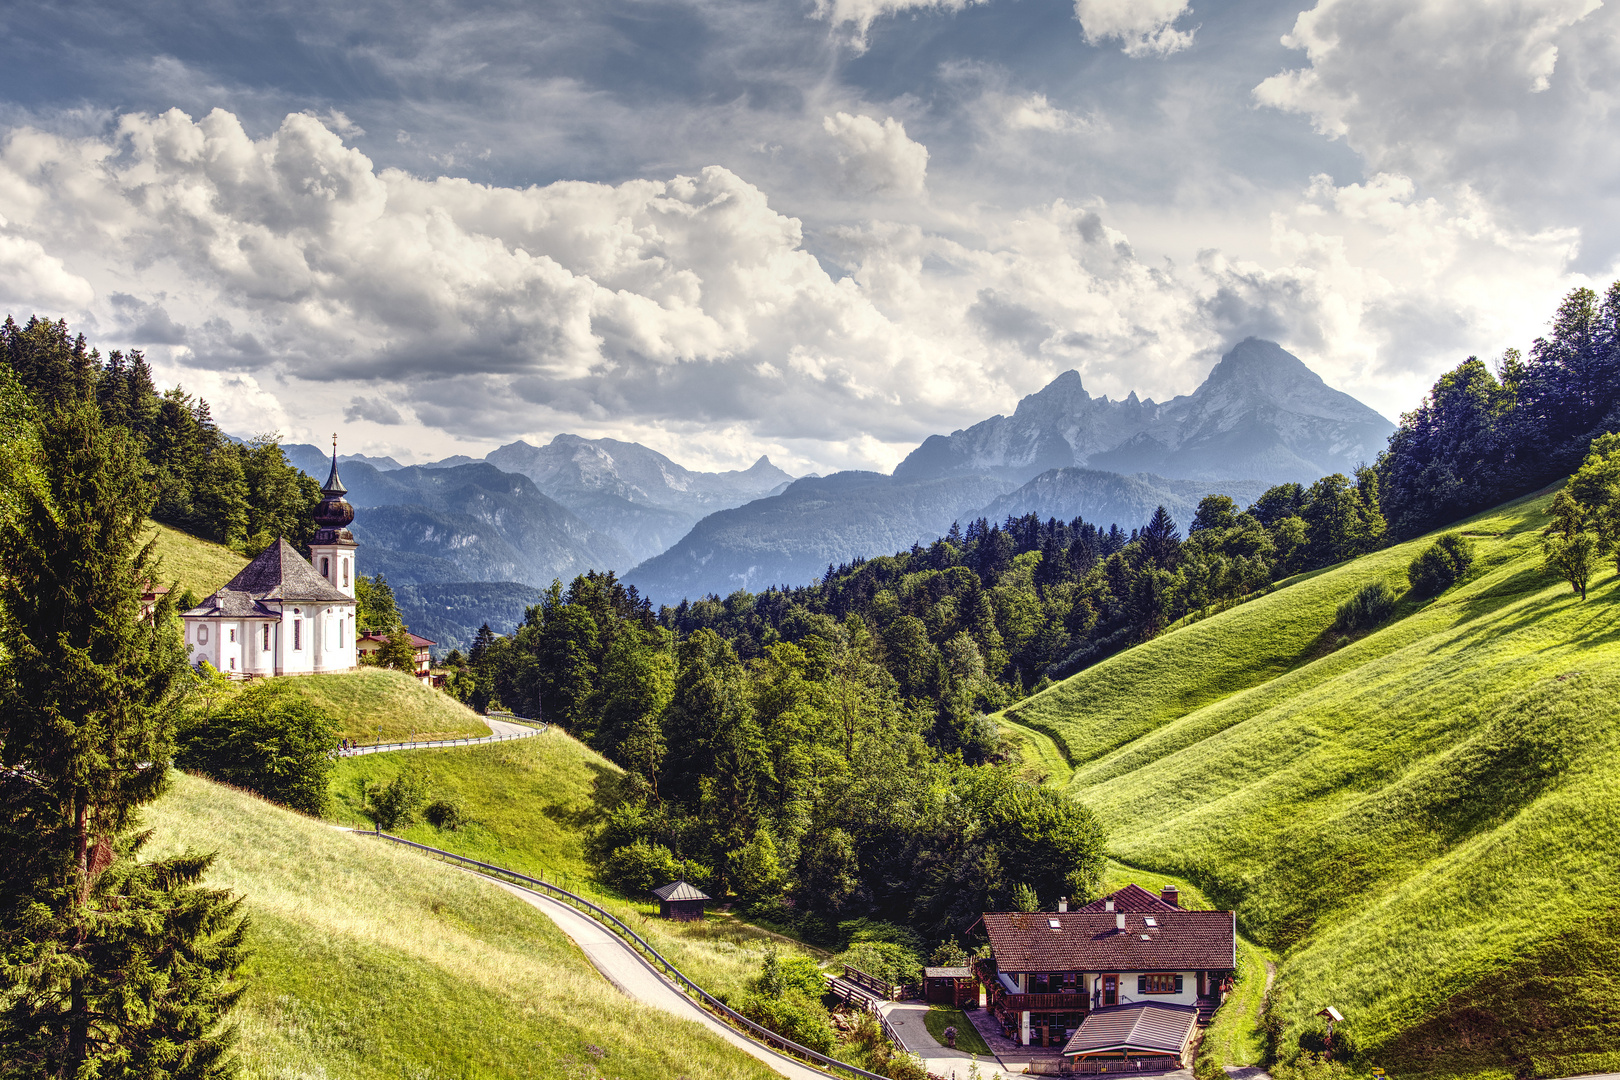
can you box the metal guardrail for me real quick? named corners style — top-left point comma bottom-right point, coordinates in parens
top-left (363, 832), bottom-right (896, 1080)
top-left (337, 727), bottom-right (543, 757)
top-left (485, 710), bottom-right (545, 728)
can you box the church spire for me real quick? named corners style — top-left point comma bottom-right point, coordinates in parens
top-left (323, 432), bottom-right (347, 497)
top-left (312, 432), bottom-right (355, 543)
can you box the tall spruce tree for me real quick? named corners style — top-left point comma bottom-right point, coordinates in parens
top-left (0, 402), bottom-right (246, 1078)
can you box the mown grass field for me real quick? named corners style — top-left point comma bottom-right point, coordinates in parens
top-left (142, 770), bottom-right (779, 1080)
top-left (329, 729), bottom-right (825, 1001)
top-left (293, 667), bottom-right (490, 742)
top-left (1000, 487), bottom-right (1620, 1077)
top-left (144, 520), bottom-right (248, 599)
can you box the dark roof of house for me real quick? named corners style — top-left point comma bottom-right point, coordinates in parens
top-left (358, 631), bottom-right (436, 648)
top-left (182, 539), bottom-right (352, 618)
top-left (1078, 884), bottom-right (1179, 913)
top-left (1063, 1002), bottom-right (1198, 1057)
top-left (924, 967), bottom-right (973, 979)
top-left (982, 909), bottom-right (1235, 972)
top-left (651, 880), bottom-right (710, 902)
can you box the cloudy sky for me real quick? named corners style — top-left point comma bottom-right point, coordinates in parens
top-left (0, 0), bottom-right (1614, 473)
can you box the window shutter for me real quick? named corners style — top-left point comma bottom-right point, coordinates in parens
top-left (1137, 975), bottom-right (1147, 994)
top-left (1175, 974), bottom-right (1184, 993)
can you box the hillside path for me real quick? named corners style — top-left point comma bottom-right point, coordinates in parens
top-left (339, 716), bottom-right (539, 757)
top-left (487, 877), bottom-right (836, 1080)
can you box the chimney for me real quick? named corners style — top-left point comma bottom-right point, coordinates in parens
top-left (1058, 897), bottom-right (1068, 913)
top-left (1161, 886), bottom-right (1180, 908)
top-left (1105, 900), bottom-right (1115, 913)
top-left (1115, 913), bottom-right (1126, 932)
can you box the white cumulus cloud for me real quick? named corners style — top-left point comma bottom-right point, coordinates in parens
top-left (823, 112), bottom-right (930, 197)
top-left (1074, 0), bottom-right (1196, 57)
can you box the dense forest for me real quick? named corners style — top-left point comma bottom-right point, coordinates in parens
top-left (1377, 283), bottom-right (1620, 538)
top-left (1, 316), bottom-right (320, 559)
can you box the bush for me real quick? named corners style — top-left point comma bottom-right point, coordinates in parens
top-left (1333, 581), bottom-right (1396, 634)
top-left (366, 764), bottom-right (431, 830)
top-left (834, 940), bottom-right (923, 985)
top-left (176, 681), bottom-right (339, 815)
top-left (601, 838), bottom-right (710, 896)
top-left (423, 796), bottom-right (469, 831)
top-left (1408, 532), bottom-right (1476, 596)
top-left (735, 989), bottom-right (835, 1055)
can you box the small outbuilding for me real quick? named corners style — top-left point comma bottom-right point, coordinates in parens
top-left (651, 880), bottom-right (710, 922)
top-left (1062, 1001), bottom-right (1200, 1072)
top-left (923, 966), bottom-right (978, 1007)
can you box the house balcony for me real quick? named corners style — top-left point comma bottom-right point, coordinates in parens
top-left (998, 991), bottom-right (1089, 1011)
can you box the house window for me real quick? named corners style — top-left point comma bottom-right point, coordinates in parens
top-left (198, 625), bottom-right (209, 645)
top-left (1139, 973), bottom-right (1183, 995)
top-left (263, 624), bottom-right (272, 650)
top-left (293, 619), bottom-right (302, 650)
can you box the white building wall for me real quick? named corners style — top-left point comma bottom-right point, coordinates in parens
top-left (1095, 971), bottom-right (1200, 1008)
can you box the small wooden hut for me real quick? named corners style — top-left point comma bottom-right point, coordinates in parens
top-left (651, 879), bottom-right (710, 922)
top-left (923, 966), bottom-right (977, 1006)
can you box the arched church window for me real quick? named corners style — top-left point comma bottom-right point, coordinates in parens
top-left (263, 623), bottom-right (271, 650)
top-left (343, 559), bottom-right (349, 588)
top-left (322, 557), bottom-right (330, 578)
top-left (198, 625), bottom-right (209, 645)
top-left (293, 619), bottom-right (302, 651)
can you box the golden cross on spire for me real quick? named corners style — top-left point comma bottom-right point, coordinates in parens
top-left (332, 432), bottom-right (338, 452)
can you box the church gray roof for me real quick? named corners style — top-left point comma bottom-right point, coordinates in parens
top-left (182, 538), bottom-right (352, 619)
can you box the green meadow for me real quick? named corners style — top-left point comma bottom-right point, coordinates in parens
top-left (142, 770), bottom-right (778, 1080)
top-left (1003, 487), bottom-right (1620, 1076)
top-left (145, 519), bottom-right (248, 598)
top-left (329, 728), bottom-right (826, 1002)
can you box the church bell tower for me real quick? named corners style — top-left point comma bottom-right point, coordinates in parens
top-left (309, 435), bottom-right (358, 598)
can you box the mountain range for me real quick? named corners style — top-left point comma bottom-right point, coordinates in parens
top-left (895, 338), bottom-right (1391, 486)
top-left (625, 339), bottom-right (1391, 602)
top-left (283, 337), bottom-right (1394, 626)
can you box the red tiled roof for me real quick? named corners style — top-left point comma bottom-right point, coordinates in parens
top-left (1077, 884), bottom-right (1179, 913)
top-left (357, 631), bottom-right (436, 648)
top-left (982, 909), bottom-right (1235, 972)
top-left (1063, 1002), bottom-right (1198, 1057)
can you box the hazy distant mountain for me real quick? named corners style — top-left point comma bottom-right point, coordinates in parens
top-left (624, 471), bottom-right (1013, 603)
top-left (390, 581), bottom-right (545, 655)
top-left (976, 469), bottom-right (1270, 534)
top-left (284, 444), bottom-right (405, 477)
top-left (284, 455), bottom-right (627, 586)
top-left (487, 435), bottom-right (795, 564)
top-left (896, 339), bottom-right (1392, 487)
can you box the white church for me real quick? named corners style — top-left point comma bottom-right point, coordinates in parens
top-left (182, 445), bottom-right (361, 676)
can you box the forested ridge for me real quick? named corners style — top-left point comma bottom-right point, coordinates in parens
top-left (2, 315), bottom-right (320, 560)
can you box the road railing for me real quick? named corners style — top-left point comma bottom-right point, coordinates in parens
top-left (337, 727), bottom-right (541, 758)
top-left (362, 831), bottom-right (895, 1080)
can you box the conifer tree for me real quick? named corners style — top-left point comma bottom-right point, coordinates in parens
top-left (0, 402), bottom-right (245, 1077)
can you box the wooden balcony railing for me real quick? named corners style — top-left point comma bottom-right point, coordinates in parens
top-left (999, 991), bottom-right (1088, 1011)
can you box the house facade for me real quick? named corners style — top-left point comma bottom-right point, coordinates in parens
top-left (356, 630), bottom-right (437, 685)
top-left (978, 884), bottom-right (1236, 1057)
top-left (181, 447), bottom-right (360, 677)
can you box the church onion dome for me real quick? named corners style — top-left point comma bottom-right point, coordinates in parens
top-left (313, 440), bottom-right (356, 541)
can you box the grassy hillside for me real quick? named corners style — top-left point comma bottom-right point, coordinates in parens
top-left (142, 770), bottom-right (778, 1080)
top-left (290, 667), bottom-right (490, 742)
top-left (329, 730), bottom-right (827, 1000)
top-left (144, 520), bottom-right (248, 599)
top-left (1002, 487), bottom-right (1620, 1077)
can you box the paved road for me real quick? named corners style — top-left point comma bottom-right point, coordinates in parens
top-left (486, 877), bottom-right (837, 1080)
top-left (882, 999), bottom-right (1004, 1078)
top-left (340, 716), bottom-right (541, 757)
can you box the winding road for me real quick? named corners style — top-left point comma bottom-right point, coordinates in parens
top-left (484, 877), bottom-right (837, 1080)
